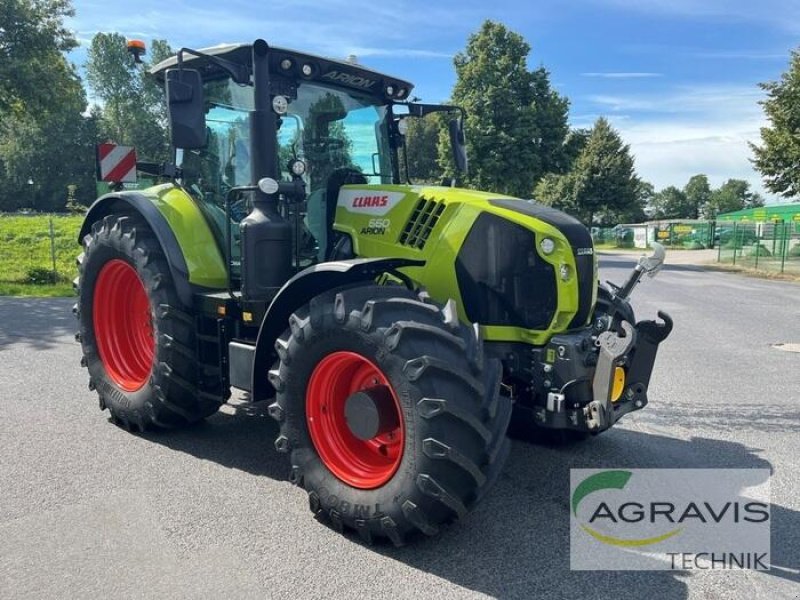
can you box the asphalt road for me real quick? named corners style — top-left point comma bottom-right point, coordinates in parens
top-left (1, 255), bottom-right (798, 599)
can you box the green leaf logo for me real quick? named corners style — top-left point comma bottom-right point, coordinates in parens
top-left (572, 470), bottom-right (682, 547)
top-left (572, 470), bottom-right (633, 517)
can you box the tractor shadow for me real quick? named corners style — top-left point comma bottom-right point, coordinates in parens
top-left (0, 297), bottom-right (76, 351)
top-left (375, 429), bottom-right (797, 600)
top-left (138, 397), bottom-right (288, 482)
top-left (139, 405), bottom-right (798, 598)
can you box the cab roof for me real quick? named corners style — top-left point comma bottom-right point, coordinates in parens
top-left (150, 42), bottom-right (415, 101)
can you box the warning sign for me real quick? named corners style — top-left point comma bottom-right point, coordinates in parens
top-left (96, 144), bottom-right (137, 183)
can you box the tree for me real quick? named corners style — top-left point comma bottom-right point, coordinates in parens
top-left (529, 66), bottom-right (571, 176)
top-left (0, 0), bottom-right (96, 211)
top-left (650, 186), bottom-right (688, 220)
top-left (86, 33), bottom-right (173, 162)
top-left (403, 115), bottom-right (444, 183)
top-left (562, 128), bottom-right (591, 170)
top-left (442, 20), bottom-right (569, 197)
top-left (534, 171), bottom-right (577, 209)
top-left (633, 180), bottom-right (655, 221)
top-left (683, 174), bottom-right (711, 219)
top-left (538, 117), bottom-right (640, 225)
top-left (750, 48), bottom-right (800, 199)
top-left (0, 75), bottom-right (96, 211)
top-left (607, 179), bottom-right (650, 224)
top-left (705, 179), bottom-right (764, 218)
top-left (0, 0), bottom-right (77, 115)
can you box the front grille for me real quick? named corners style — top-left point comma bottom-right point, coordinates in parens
top-left (490, 199), bottom-right (596, 328)
top-left (399, 197), bottom-right (445, 249)
top-left (455, 213), bottom-right (557, 330)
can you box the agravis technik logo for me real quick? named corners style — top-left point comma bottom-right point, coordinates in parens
top-left (570, 469), bottom-right (771, 570)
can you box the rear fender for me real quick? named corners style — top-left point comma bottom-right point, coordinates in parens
top-left (79, 192), bottom-right (194, 306)
top-left (250, 257), bottom-right (425, 400)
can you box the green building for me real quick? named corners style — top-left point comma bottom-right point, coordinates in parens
top-left (716, 203), bottom-right (800, 273)
top-left (717, 202), bottom-right (800, 223)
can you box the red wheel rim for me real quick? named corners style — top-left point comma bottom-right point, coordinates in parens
top-left (306, 352), bottom-right (405, 489)
top-left (92, 259), bottom-right (155, 392)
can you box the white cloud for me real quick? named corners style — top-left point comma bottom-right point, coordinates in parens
top-left (587, 85), bottom-right (764, 114)
top-left (579, 85), bottom-right (776, 198)
top-left (582, 72), bottom-right (662, 79)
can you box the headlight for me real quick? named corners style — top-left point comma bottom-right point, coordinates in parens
top-left (540, 237), bottom-right (555, 255)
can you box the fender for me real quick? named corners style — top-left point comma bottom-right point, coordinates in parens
top-left (250, 257), bottom-right (425, 401)
top-left (79, 186), bottom-right (228, 306)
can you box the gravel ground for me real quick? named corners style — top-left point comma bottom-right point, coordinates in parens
top-left (0, 256), bottom-right (798, 599)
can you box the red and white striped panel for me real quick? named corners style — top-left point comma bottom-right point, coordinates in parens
top-left (97, 144), bottom-right (138, 183)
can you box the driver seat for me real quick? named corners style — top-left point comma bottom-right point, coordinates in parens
top-left (324, 168), bottom-right (367, 258)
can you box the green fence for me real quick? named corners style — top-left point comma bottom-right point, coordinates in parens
top-left (717, 220), bottom-right (800, 274)
top-left (651, 222), bottom-right (715, 249)
top-left (592, 227), bottom-right (637, 249)
top-left (0, 214), bottom-right (83, 294)
top-left (592, 222), bottom-right (715, 250)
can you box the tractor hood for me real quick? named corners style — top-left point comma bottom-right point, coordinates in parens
top-left (333, 184), bottom-right (597, 344)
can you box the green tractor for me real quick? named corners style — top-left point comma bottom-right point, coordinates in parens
top-left (75, 39), bottom-right (672, 545)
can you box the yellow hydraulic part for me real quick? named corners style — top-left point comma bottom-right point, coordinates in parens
top-left (611, 367), bottom-right (626, 403)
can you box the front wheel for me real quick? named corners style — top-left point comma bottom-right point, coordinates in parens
top-left (75, 213), bottom-right (224, 430)
top-left (268, 285), bottom-right (512, 545)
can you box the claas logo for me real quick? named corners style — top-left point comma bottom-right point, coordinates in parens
top-left (351, 196), bottom-right (389, 208)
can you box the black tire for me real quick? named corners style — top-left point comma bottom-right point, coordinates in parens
top-left (75, 213), bottom-right (224, 430)
top-left (268, 285), bottom-right (512, 545)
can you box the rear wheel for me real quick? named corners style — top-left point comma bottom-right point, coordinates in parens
top-left (75, 213), bottom-right (224, 430)
top-left (268, 285), bottom-right (512, 545)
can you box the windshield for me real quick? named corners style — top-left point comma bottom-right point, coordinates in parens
top-left (179, 77), bottom-right (394, 269)
top-left (282, 82), bottom-right (392, 191)
top-left (181, 78), bottom-right (392, 209)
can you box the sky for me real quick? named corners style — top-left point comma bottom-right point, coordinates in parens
top-left (66, 0), bottom-right (800, 202)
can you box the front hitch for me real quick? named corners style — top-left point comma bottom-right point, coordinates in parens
top-left (584, 312), bottom-right (673, 432)
top-left (585, 321), bottom-right (636, 431)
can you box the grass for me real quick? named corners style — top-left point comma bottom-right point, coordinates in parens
top-left (0, 214), bottom-right (83, 297)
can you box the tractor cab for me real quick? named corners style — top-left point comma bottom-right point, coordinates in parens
top-left (151, 41), bottom-right (465, 288)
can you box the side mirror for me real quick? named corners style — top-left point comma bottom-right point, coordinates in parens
top-left (165, 68), bottom-right (206, 149)
top-left (449, 117), bottom-right (468, 174)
